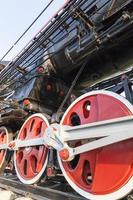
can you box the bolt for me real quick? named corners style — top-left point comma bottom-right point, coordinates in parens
top-left (59, 148), bottom-right (70, 160)
top-left (122, 12), bottom-right (130, 21)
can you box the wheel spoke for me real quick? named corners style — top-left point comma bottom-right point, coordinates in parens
top-left (30, 146), bottom-right (48, 172)
top-left (0, 150), bottom-right (4, 161)
top-left (37, 146), bottom-right (45, 162)
top-left (18, 158), bottom-right (25, 175)
top-left (71, 155), bottom-right (86, 183)
top-left (31, 118), bottom-right (42, 137)
top-left (26, 158), bottom-right (36, 177)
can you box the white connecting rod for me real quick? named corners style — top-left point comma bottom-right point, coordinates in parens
top-left (14, 137), bottom-right (46, 149)
top-left (0, 144), bottom-right (8, 150)
top-left (1, 116), bottom-right (133, 154)
top-left (61, 116), bottom-right (133, 155)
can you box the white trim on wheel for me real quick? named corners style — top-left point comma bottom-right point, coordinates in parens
top-left (58, 90), bottom-right (133, 200)
top-left (0, 127), bottom-right (9, 169)
top-left (14, 113), bottom-right (49, 185)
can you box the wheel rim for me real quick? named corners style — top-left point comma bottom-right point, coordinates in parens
top-left (14, 114), bottom-right (49, 184)
top-left (58, 90), bottom-right (133, 200)
top-left (0, 127), bottom-right (12, 172)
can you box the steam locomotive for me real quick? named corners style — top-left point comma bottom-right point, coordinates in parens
top-left (0, 0), bottom-right (133, 199)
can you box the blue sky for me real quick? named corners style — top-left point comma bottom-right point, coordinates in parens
top-left (0, 0), bottom-right (66, 61)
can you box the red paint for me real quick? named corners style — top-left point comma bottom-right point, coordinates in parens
top-left (23, 99), bottom-right (30, 106)
top-left (37, 66), bottom-right (45, 73)
top-left (46, 84), bottom-right (52, 91)
top-left (47, 167), bottom-right (53, 177)
top-left (0, 129), bottom-right (7, 165)
top-left (59, 149), bottom-right (69, 161)
top-left (61, 93), bottom-right (133, 195)
top-left (16, 116), bottom-right (48, 180)
top-left (59, 91), bottom-right (64, 97)
top-left (8, 141), bottom-right (16, 149)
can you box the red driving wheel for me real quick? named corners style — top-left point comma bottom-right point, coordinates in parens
top-left (0, 127), bottom-right (12, 173)
top-left (58, 90), bottom-right (133, 200)
top-left (14, 114), bottom-right (49, 184)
